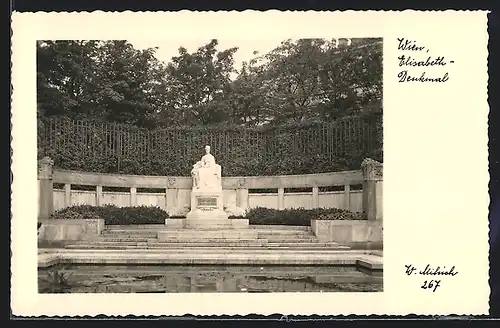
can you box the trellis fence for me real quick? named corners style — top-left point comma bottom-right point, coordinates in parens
top-left (37, 114), bottom-right (382, 176)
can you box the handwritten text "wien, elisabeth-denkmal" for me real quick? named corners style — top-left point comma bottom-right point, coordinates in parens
top-left (397, 38), bottom-right (454, 83)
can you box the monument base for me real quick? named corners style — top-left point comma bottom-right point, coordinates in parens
top-left (167, 189), bottom-right (249, 230)
top-left (186, 189), bottom-right (227, 218)
top-left (186, 208), bottom-right (228, 220)
top-left (165, 218), bottom-right (250, 230)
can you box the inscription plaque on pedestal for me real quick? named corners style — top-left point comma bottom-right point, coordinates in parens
top-left (197, 196), bottom-right (218, 211)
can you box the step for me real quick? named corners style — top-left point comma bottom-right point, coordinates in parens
top-left (65, 241), bottom-right (267, 249)
top-left (68, 239), bottom-right (268, 247)
top-left (257, 230), bottom-right (315, 236)
top-left (250, 225), bottom-right (311, 231)
top-left (266, 242), bottom-right (341, 247)
top-left (156, 238), bottom-right (265, 243)
top-left (105, 224), bottom-right (313, 231)
top-left (103, 228), bottom-right (160, 233)
top-left (105, 224), bottom-right (165, 230)
top-left (101, 231), bottom-right (316, 240)
top-left (96, 237), bottom-right (152, 242)
top-left (69, 240), bottom-right (146, 246)
top-left (64, 240), bottom-right (346, 249)
top-left (257, 232), bottom-right (316, 238)
top-left (260, 238), bottom-right (321, 243)
top-left (158, 230), bottom-right (258, 241)
top-left (106, 223), bottom-right (165, 229)
top-left (100, 232), bottom-right (316, 240)
top-left (101, 231), bottom-right (158, 238)
top-left (63, 244), bottom-right (348, 250)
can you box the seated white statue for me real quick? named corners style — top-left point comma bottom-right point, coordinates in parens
top-left (191, 145), bottom-right (222, 190)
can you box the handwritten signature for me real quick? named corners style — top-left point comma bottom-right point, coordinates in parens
top-left (404, 264), bottom-right (459, 292)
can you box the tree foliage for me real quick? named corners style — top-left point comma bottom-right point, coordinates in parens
top-left (37, 40), bottom-right (165, 128)
top-left (37, 38), bottom-right (382, 128)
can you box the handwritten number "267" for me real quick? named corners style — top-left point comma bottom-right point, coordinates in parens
top-left (421, 280), bottom-right (441, 292)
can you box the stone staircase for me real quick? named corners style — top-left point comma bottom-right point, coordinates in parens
top-left (65, 224), bottom-right (349, 250)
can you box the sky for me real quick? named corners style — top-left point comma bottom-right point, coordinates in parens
top-left (129, 38), bottom-right (289, 76)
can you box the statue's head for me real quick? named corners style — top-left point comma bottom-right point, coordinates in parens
top-left (205, 145), bottom-right (210, 154)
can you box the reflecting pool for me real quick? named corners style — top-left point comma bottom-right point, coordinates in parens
top-left (38, 264), bottom-right (383, 293)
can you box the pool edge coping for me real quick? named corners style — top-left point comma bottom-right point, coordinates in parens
top-left (38, 249), bottom-right (383, 271)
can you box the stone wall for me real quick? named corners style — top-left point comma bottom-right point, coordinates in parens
top-left (311, 158), bottom-right (383, 249)
top-left (37, 157), bottom-right (384, 244)
top-left (311, 219), bottom-right (383, 249)
top-left (51, 189), bottom-right (365, 213)
top-left (38, 159), bottom-right (365, 217)
top-left (38, 218), bottom-right (105, 241)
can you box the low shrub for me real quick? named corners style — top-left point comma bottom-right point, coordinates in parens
top-left (315, 209), bottom-right (365, 221)
top-left (239, 207), bottom-right (365, 226)
top-left (50, 205), bottom-right (168, 225)
top-left (50, 205), bottom-right (363, 226)
top-left (51, 210), bottom-right (85, 220)
top-left (170, 207), bottom-right (364, 225)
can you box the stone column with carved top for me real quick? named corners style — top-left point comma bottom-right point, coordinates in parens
top-left (166, 177), bottom-right (182, 215)
top-left (361, 158), bottom-right (383, 221)
top-left (38, 157), bottom-right (54, 221)
top-left (234, 178), bottom-right (249, 213)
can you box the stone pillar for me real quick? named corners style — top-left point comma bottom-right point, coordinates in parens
top-left (96, 185), bottom-right (103, 206)
top-left (278, 188), bottom-right (285, 210)
top-left (361, 158), bottom-right (383, 221)
top-left (64, 183), bottom-right (71, 207)
top-left (130, 187), bottom-right (137, 206)
top-left (236, 178), bottom-right (249, 210)
top-left (38, 157), bottom-right (54, 221)
top-left (190, 275), bottom-right (197, 292)
top-left (312, 186), bottom-right (319, 208)
top-left (166, 178), bottom-right (178, 214)
top-left (343, 184), bottom-right (351, 211)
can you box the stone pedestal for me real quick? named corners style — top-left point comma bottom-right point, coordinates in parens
top-left (164, 189), bottom-right (249, 230)
top-left (186, 189), bottom-right (228, 220)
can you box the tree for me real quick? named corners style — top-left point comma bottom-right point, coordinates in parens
top-left (93, 41), bottom-right (165, 127)
top-left (240, 38), bottom-right (383, 124)
top-left (158, 39), bottom-right (238, 126)
top-left (317, 38), bottom-right (383, 120)
top-left (224, 56), bottom-right (270, 126)
top-left (37, 40), bottom-right (100, 118)
top-left (258, 39), bottom-right (328, 123)
top-left (37, 40), bottom-right (167, 127)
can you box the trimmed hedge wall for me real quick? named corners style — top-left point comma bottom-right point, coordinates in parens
top-left (38, 114), bottom-right (382, 176)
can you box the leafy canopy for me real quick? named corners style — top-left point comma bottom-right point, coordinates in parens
top-left (37, 38), bottom-right (382, 128)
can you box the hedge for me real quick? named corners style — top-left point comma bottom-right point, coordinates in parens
top-left (236, 207), bottom-right (365, 226)
top-left (50, 205), bottom-right (168, 225)
top-left (50, 205), bottom-right (364, 226)
top-left (38, 114), bottom-right (383, 176)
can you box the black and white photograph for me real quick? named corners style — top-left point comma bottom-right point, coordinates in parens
top-left (11, 10), bottom-right (490, 316)
top-left (36, 37), bottom-right (384, 293)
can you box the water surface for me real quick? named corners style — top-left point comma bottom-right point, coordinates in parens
top-left (38, 264), bottom-right (383, 293)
